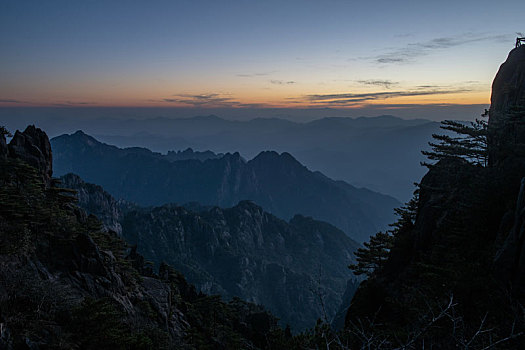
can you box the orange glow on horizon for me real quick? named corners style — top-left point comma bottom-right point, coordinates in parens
top-left (0, 89), bottom-right (490, 109)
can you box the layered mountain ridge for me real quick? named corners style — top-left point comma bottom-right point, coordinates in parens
top-left (51, 131), bottom-right (399, 242)
top-left (49, 114), bottom-right (440, 201)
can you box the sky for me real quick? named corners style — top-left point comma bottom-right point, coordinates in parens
top-left (1, 0), bottom-right (524, 118)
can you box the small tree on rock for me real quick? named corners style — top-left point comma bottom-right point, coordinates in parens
top-left (348, 231), bottom-right (394, 277)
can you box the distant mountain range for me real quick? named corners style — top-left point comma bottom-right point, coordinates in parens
top-left (1, 111), bottom-right (447, 201)
top-left (51, 131), bottom-right (400, 242)
top-left (78, 115), bottom-right (443, 201)
top-left (60, 173), bottom-right (361, 331)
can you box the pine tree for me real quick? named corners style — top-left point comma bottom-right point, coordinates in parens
top-left (390, 190), bottom-right (419, 234)
top-left (348, 191), bottom-right (419, 277)
top-left (422, 113), bottom-right (488, 167)
top-left (348, 231), bottom-right (394, 276)
top-left (0, 125), bottom-right (11, 137)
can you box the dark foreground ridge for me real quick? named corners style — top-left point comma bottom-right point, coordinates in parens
top-left (343, 44), bottom-right (525, 348)
top-left (0, 126), bottom-right (302, 349)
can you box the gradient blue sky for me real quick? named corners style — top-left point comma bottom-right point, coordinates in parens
top-left (1, 0), bottom-right (523, 112)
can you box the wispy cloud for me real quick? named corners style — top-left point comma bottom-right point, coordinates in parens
top-left (52, 101), bottom-right (96, 106)
top-left (0, 98), bottom-right (25, 103)
top-left (270, 80), bottom-right (296, 85)
top-left (361, 102), bottom-right (487, 109)
top-left (357, 80), bottom-right (398, 89)
top-left (372, 33), bottom-right (509, 64)
top-left (163, 93), bottom-right (237, 107)
top-left (300, 86), bottom-right (474, 107)
top-left (65, 101), bottom-right (93, 105)
top-left (162, 93), bottom-right (269, 108)
top-left (236, 71), bottom-right (275, 78)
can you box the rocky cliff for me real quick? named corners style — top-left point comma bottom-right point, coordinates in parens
top-left (342, 47), bottom-right (525, 348)
top-left (59, 173), bottom-right (127, 235)
top-left (488, 44), bottom-right (525, 166)
top-left (487, 45), bottom-right (525, 295)
top-left (489, 45), bottom-right (525, 122)
top-left (123, 202), bottom-right (359, 331)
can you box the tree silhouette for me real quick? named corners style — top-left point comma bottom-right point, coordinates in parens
top-left (0, 125), bottom-right (11, 137)
top-left (422, 114), bottom-right (488, 167)
top-left (348, 231), bottom-right (394, 276)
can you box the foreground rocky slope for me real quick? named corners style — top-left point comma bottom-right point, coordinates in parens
top-left (60, 174), bottom-right (360, 331)
top-left (0, 126), bottom-right (300, 349)
top-left (51, 132), bottom-right (399, 242)
top-left (343, 45), bottom-right (525, 349)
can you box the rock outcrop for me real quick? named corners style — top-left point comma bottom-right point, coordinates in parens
top-left (7, 125), bottom-right (53, 185)
top-left (59, 173), bottom-right (126, 235)
top-left (490, 45), bottom-right (525, 118)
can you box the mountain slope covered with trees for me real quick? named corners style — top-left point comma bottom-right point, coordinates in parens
top-left (59, 173), bottom-right (361, 331)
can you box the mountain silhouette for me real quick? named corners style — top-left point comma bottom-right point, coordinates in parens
top-left (51, 131), bottom-right (399, 242)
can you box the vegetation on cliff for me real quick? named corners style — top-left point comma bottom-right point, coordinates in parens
top-left (0, 126), bottom-right (304, 349)
top-left (340, 47), bottom-right (525, 349)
